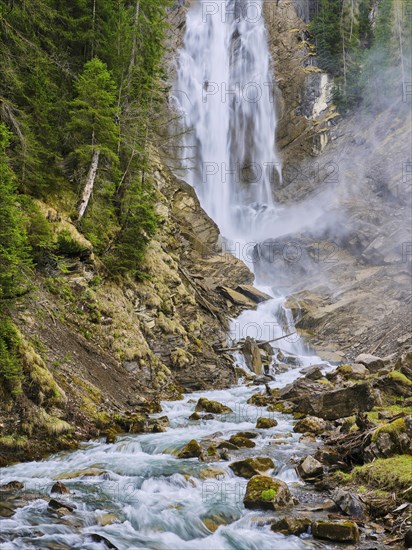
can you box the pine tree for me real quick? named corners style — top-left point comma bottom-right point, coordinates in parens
top-left (0, 123), bottom-right (31, 298)
top-left (67, 57), bottom-right (119, 220)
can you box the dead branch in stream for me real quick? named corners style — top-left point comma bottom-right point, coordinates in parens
top-left (216, 333), bottom-right (296, 353)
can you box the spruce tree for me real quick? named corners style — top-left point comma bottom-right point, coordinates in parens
top-left (0, 123), bottom-right (30, 298)
top-left (67, 57), bottom-right (119, 220)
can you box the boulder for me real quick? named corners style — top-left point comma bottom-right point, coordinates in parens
top-left (228, 435), bottom-right (256, 448)
top-left (50, 482), bottom-right (70, 495)
top-left (189, 412), bottom-right (201, 420)
top-left (350, 363), bottom-right (370, 379)
top-left (234, 285), bottom-right (272, 304)
top-left (242, 337), bottom-right (262, 374)
top-left (150, 416), bottom-right (170, 433)
top-left (234, 431), bottom-right (258, 439)
top-left (248, 393), bottom-right (276, 407)
top-left (177, 439), bottom-right (203, 459)
top-left (271, 516), bottom-right (311, 536)
top-left (55, 468), bottom-right (107, 480)
top-left (0, 481), bottom-right (24, 492)
top-left (105, 429), bottom-right (118, 444)
top-left (310, 383), bottom-right (375, 420)
top-left (377, 371), bottom-right (412, 398)
top-left (198, 466), bottom-right (226, 480)
top-left (331, 488), bottom-right (365, 518)
top-left (296, 456), bottom-right (324, 480)
top-left (195, 398), bottom-right (232, 414)
top-left (355, 353), bottom-right (385, 373)
top-left (397, 350), bottom-right (412, 379)
top-left (301, 365), bottom-right (323, 380)
top-left (0, 502), bottom-right (16, 517)
top-left (256, 417), bottom-right (278, 429)
top-left (243, 476), bottom-right (295, 510)
top-left (97, 513), bottom-right (119, 527)
top-left (293, 416), bottom-right (326, 435)
top-left (311, 520), bottom-right (359, 543)
top-left (48, 499), bottom-right (75, 513)
top-left (280, 378), bottom-right (375, 419)
top-left (364, 416), bottom-right (412, 459)
top-left (336, 363), bottom-right (369, 380)
top-left (229, 457), bottom-right (275, 479)
top-left (314, 447), bottom-right (344, 467)
top-left (218, 286), bottom-right (256, 308)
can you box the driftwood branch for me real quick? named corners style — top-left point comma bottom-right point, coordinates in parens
top-left (216, 332), bottom-right (296, 353)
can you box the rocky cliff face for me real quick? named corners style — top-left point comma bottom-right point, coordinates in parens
top-left (259, 0), bottom-right (411, 362)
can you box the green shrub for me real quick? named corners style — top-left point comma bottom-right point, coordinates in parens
top-left (55, 230), bottom-right (88, 257)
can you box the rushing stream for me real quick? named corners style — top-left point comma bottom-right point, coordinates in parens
top-left (0, 1), bottom-right (340, 548)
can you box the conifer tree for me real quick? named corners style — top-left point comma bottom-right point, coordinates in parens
top-left (67, 57), bottom-right (119, 220)
top-left (0, 123), bottom-right (30, 298)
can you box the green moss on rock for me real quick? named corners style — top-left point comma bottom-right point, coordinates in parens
top-left (243, 475), bottom-right (295, 510)
top-left (177, 439), bottom-right (202, 459)
top-left (256, 417), bottom-right (277, 429)
top-left (312, 520), bottom-right (359, 542)
top-left (195, 398), bottom-right (232, 414)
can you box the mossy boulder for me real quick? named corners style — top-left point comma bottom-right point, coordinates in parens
top-left (293, 416), bottom-right (326, 435)
top-left (149, 416), bottom-right (170, 433)
top-left (256, 417), bottom-right (278, 429)
top-left (228, 435), bottom-right (256, 448)
top-left (234, 431), bottom-right (257, 439)
top-left (384, 371), bottom-right (412, 397)
top-left (271, 516), bottom-right (311, 536)
top-left (229, 457), bottom-right (275, 479)
top-left (195, 398), bottom-right (232, 414)
top-left (243, 475), bottom-right (295, 510)
top-left (247, 394), bottom-right (275, 407)
top-left (0, 481), bottom-right (24, 492)
top-left (336, 363), bottom-right (368, 380)
top-left (267, 401), bottom-right (294, 414)
top-left (189, 412), bottom-right (201, 421)
top-left (311, 520), bottom-right (359, 542)
top-left (55, 468), bottom-right (106, 480)
top-left (177, 439), bottom-right (202, 459)
top-left (198, 466), bottom-right (226, 480)
top-left (365, 416), bottom-right (412, 459)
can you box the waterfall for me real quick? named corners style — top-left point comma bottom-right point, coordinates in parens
top-left (174, 0), bottom-right (317, 361)
top-left (174, 0), bottom-right (281, 242)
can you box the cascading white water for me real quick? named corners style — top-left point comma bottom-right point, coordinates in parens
top-left (174, 0), bottom-right (281, 241)
top-left (174, 0), bottom-right (320, 364)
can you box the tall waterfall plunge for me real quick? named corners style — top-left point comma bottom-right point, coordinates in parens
top-left (174, 0), bottom-right (282, 243)
top-left (174, 0), bottom-right (316, 360)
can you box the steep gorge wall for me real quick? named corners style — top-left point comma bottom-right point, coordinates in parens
top-left (261, 0), bottom-right (411, 361)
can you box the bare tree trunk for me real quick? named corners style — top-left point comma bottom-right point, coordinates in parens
top-left (91, 0), bottom-right (97, 58)
top-left (128, 0), bottom-right (141, 81)
top-left (78, 149), bottom-right (100, 220)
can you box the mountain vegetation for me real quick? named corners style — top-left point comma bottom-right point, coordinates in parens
top-left (310, 0), bottom-right (411, 109)
top-left (0, 0), bottom-right (171, 390)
